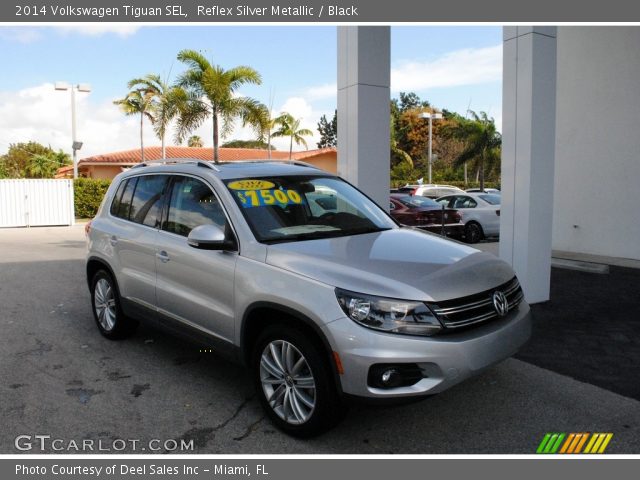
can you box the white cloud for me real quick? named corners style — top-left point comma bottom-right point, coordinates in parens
top-left (0, 27), bottom-right (43, 44)
top-left (0, 85), bottom-right (330, 162)
top-left (218, 96), bottom-right (327, 152)
top-left (53, 25), bottom-right (141, 38)
top-left (0, 83), bottom-right (159, 159)
top-left (306, 83), bottom-right (337, 100)
top-left (391, 45), bottom-right (502, 92)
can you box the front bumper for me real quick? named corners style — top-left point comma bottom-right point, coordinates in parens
top-left (323, 302), bottom-right (531, 398)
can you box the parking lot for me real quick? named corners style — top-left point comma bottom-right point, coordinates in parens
top-left (1, 226), bottom-right (639, 453)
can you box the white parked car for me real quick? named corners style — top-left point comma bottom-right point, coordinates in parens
top-left (436, 193), bottom-right (501, 243)
top-left (397, 184), bottom-right (466, 199)
top-left (465, 188), bottom-right (501, 194)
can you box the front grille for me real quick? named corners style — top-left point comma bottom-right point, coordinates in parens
top-left (428, 277), bottom-right (524, 331)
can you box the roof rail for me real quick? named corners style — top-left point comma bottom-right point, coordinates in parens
top-left (217, 159), bottom-right (321, 170)
top-left (131, 158), bottom-right (220, 172)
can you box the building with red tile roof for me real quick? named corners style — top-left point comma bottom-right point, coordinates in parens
top-left (55, 146), bottom-right (337, 179)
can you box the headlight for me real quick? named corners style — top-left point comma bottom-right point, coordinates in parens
top-left (335, 288), bottom-right (442, 336)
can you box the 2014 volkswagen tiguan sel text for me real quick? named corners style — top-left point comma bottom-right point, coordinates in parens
top-left (86, 159), bottom-right (531, 437)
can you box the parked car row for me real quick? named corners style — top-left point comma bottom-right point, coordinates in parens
top-left (389, 194), bottom-right (464, 239)
top-left (389, 184), bottom-right (502, 243)
top-left (435, 193), bottom-right (501, 243)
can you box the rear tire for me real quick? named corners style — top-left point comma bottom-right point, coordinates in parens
top-left (90, 270), bottom-right (137, 340)
top-left (464, 221), bottom-right (484, 244)
top-left (252, 325), bottom-right (345, 437)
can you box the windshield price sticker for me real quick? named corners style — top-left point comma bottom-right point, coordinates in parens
top-left (236, 189), bottom-right (303, 208)
top-left (228, 179), bottom-right (275, 191)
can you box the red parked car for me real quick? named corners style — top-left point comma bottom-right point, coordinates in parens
top-left (389, 194), bottom-right (464, 238)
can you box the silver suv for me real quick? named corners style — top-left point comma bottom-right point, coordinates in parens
top-left (86, 159), bottom-right (531, 437)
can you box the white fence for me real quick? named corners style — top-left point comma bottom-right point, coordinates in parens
top-left (0, 179), bottom-right (74, 228)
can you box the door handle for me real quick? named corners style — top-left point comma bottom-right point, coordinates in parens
top-left (109, 236), bottom-right (118, 246)
top-left (156, 251), bottom-right (170, 263)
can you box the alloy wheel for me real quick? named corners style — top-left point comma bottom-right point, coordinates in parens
top-left (259, 340), bottom-right (316, 425)
top-left (94, 278), bottom-right (116, 332)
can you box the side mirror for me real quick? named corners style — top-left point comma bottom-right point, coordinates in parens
top-left (187, 224), bottom-right (231, 250)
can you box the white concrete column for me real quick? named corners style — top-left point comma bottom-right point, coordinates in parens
top-left (500, 27), bottom-right (557, 303)
top-left (337, 26), bottom-right (390, 210)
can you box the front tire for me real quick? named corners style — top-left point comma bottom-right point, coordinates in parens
top-left (252, 325), bottom-right (344, 437)
top-left (90, 270), bottom-right (137, 340)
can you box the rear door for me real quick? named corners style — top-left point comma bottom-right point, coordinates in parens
top-left (155, 175), bottom-right (238, 343)
top-left (109, 174), bottom-right (168, 310)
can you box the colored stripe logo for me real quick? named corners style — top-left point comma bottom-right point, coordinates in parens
top-left (537, 433), bottom-right (613, 454)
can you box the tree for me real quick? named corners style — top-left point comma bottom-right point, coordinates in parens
top-left (317, 110), bottom-right (337, 148)
top-left (221, 139), bottom-right (274, 149)
top-left (238, 102), bottom-right (281, 159)
top-left (113, 88), bottom-right (155, 162)
top-left (26, 154), bottom-right (57, 178)
top-left (174, 49), bottom-right (264, 162)
top-left (187, 135), bottom-right (204, 147)
top-left (442, 111), bottom-right (501, 191)
top-left (127, 74), bottom-right (181, 159)
top-left (390, 114), bottom-right (412, 168)
top-left (271, 113), bottom-right (313, 160)
top-left (395, 92), bottom-right (430, 113)
top-left (0, 142), bottom-right (68, 178)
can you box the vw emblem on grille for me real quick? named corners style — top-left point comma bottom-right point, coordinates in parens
top-left (492, 291), bottom-right (508, 317)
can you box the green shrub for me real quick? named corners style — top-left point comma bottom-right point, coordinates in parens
top-left (74, 178), bottom-right (111, 219)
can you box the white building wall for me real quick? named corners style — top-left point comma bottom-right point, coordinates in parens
top-left (554, 27), bottom-right (640, 260)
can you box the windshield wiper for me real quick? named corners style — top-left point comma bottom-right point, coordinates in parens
top-left (263, 226), bottom-right (391, 244)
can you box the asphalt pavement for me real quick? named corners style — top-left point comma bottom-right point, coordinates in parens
top-left (1, 226), bottom-right (639, 454)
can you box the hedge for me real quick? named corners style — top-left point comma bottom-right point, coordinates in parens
top-left (74, 178), bottom-right (111, 219)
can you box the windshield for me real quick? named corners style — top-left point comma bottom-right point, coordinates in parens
top-left (225, 176), bottom-right (396, 243)
top-left (395, 195), bottom-right (439, 208)
top-left (479, 194), bottom-right (501, 205)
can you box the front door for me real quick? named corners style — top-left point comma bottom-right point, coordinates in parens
top-left (155, 175), bottom-right (238, 344)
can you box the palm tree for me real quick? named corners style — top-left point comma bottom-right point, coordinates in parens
top-left (443, 111), bottom-right (501, 191)
top-left (174, 49), bottom-right (264, 162)
top-left (114, 89), bottom-right (155, 162)
top-left (390, 114), bottom-right (412, 168)
top-left (127, 74), bottom-right (181, 159)
top-left (187, 135), bottom-right (204, 148)
top-left (245, 106), bottom-right (293, 159)
top-left (271, 113), bottom-right (313, 161)
top-left (26, 154), bottom-right (56, 178)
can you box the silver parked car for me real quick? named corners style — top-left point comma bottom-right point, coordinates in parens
top-left (86, 159), bottom-right (530, 437)
top-left (436, 192), bottom-right (502, 243)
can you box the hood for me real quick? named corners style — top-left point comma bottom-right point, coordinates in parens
top-left (266, 228), bottom-right (515, 302)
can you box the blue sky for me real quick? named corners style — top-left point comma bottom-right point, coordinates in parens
top-left (0, 26), bottom-right (502, 157)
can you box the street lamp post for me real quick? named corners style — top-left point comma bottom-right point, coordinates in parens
top-left (419, 111), bottom-right (443, 184)
top-left (55, 82), bottom-right (91, 179)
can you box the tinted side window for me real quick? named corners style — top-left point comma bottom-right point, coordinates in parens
top-left (164, 177), bottom-right (227, 237)
top-left (111, 178), bottom-right (137, 220)
top-left (129, 175), bottom-right (168, 227)
top-left (109, 180), bottom-right (127, 216)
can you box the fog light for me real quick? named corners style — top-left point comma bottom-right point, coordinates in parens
top-left (381, 368), bottom-right (400, 386)
top-left (368, 364), bottom-right (424, 389)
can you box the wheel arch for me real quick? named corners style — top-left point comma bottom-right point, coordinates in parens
top-left (240, 302), bottom-right (343, 394)
top-left (86, 256), bottom-right (118, 292)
